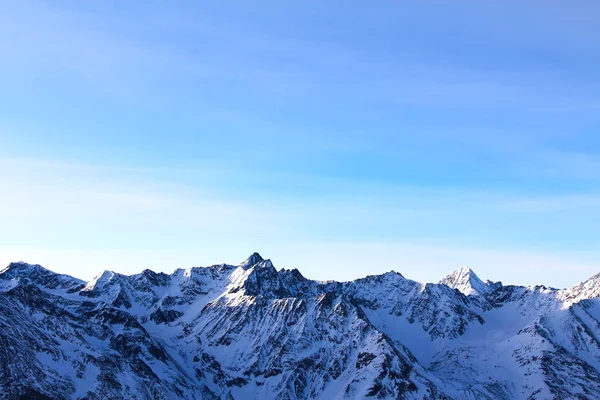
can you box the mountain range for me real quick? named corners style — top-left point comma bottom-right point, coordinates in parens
top-left (1, 253), bottom-right (600, 399)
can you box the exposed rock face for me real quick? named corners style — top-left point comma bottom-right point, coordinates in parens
top-left (1, 256), bottom-right (600, 399)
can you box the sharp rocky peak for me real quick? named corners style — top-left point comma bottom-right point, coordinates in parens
top-left (239, 252), bottom-right (265, 269)
top-left (237, 257), bottom-right (290, 297)
top-left (439, 266), bottom-right (492, 296)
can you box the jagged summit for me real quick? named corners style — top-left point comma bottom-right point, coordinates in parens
top-left (240, 252), bottom-right (264, 269)
top-left (1, 261), bottom-right (47, 276)
top-left (439, 266), bottom-right (491, 296)
top-left (0, 262), bottom-right (84, 290)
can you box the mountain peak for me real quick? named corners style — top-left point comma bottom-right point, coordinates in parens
top-left (0, 262), bottom-right (65, 282)
top-left (82, 270), bottom-right (119, 292)
top-left (457, 266), bottom-right (476, 276)
top-left (0, 262), bottom-right (84, 291)
top-left (1, 262), bottom-right (46, 277)
top-left (558, 271), bottom-right (600, 304)
top-left (240, 252), bottom-right (265, 269)
top-left (439, 266), bottom-right (490, 296)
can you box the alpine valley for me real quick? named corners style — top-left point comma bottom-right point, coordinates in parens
top-left (1, 253), bottom-right (600, 400)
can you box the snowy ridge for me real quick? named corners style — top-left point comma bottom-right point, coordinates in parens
top-left (1, 255), bottom-right (600, 399)
top-left (558, 273), bottom-right (600, 305)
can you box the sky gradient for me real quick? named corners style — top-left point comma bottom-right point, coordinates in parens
top-left (1, 1), bottom-right (600, 287)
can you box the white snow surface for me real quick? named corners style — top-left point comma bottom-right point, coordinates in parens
top-left (439, 266), bottom-right (493, 296)
top-left (1, 256), bottom-right (600, 399)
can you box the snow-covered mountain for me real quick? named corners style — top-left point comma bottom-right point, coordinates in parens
top-left (438, 267), bottom-right (500, 296)
top-left (1, 254), bottom-right (600, 399)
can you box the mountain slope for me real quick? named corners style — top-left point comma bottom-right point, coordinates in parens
top-left (1, 255), bottom-right (599, 399)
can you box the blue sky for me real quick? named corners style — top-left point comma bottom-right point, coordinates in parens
top-left (1, 1), bottom-right (599, 287)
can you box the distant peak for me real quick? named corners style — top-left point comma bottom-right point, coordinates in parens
top-left (82, 270), bottom-right (118, 292)
top-left (559, 271), bottom-right (600, 304)
top-left (439, 267), bottom-right (491, 296)
top-left (1, 262), bottom-right (47, 277)
top-left (247, 258), bottom-right (274, 270)
top-left (456, 266), bottom-right (475, 275)
top-left (444, 266), bottom-right (480, 281)
top-left (7, 261), bottom-right (41, 269)
top-left (0, 262), bottom-right (84, 290)
top-left (588, 272), bottom-right (600, 281)
top-left (240, 252), bottom-right (265, 269)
